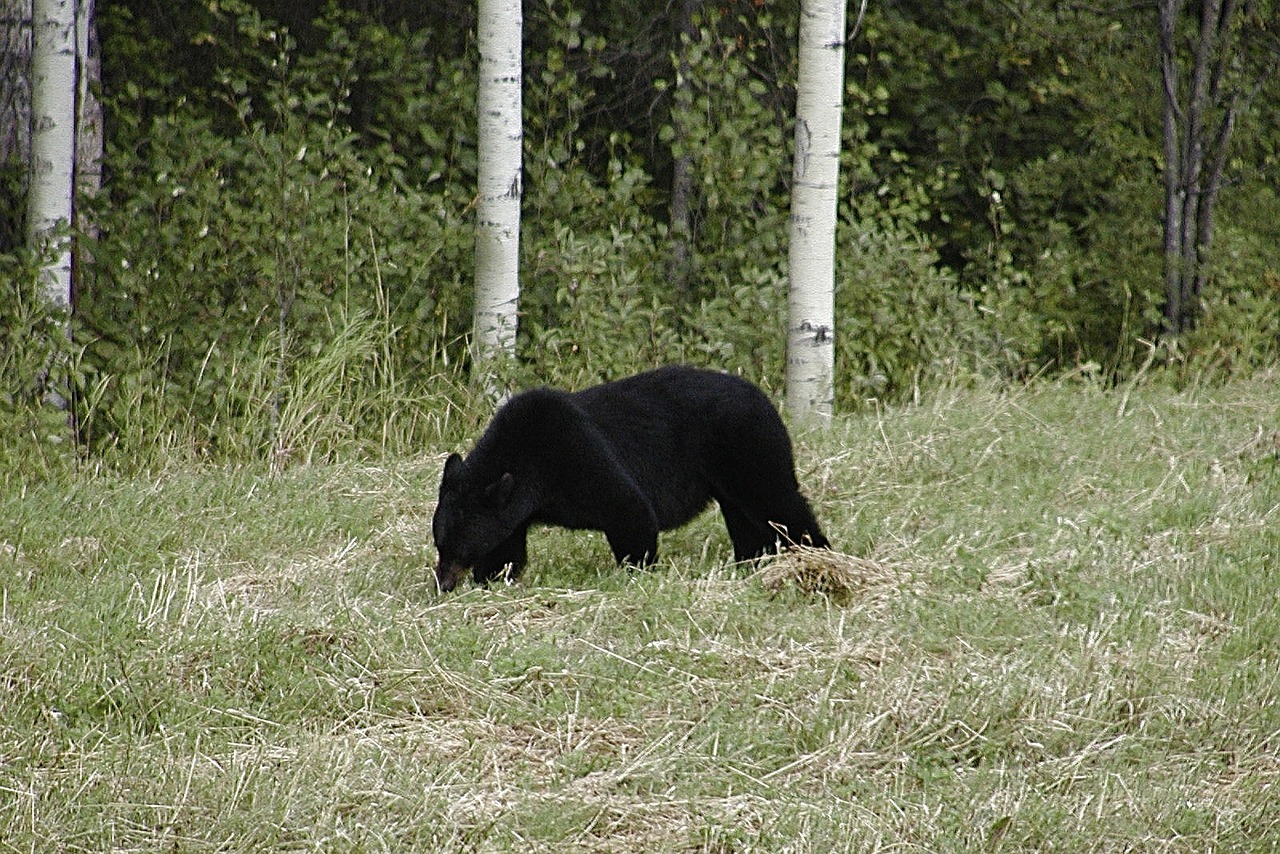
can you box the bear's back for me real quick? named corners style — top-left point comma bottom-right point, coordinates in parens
top-left (572, 365), bottom-right (765, 425)
top-left (571, 366), bottom-right (789, 516)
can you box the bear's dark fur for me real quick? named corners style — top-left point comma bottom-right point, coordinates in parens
top-left (432, 365), bottom-right (828, 592)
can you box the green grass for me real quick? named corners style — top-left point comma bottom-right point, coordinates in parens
top-left (2, 372), bottom-right (1278, 851)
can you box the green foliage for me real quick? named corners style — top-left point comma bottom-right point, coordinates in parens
top-left (659, 5), bottom-right (793, 302)
top-left (517, 2), bottom-right (799, 392)
top-left (834, 214), bottom-right (982, 401)
top-left (2, 0), bottom-right (1276, 468)
top-left (1180, 183), bottom-right (1280, 373)
top-left (0, 249), bottom-right (62, 405)
top-left (958, 166), bottom-right (1164, 378)
top-left (79, 3), bottom-right (473, 464)
top-left (860, 3), bottom-right (1182, 373)
top-left (522, 223), bottom-right (674, 387)
top-left (0, 249), bottom-right (78, 476)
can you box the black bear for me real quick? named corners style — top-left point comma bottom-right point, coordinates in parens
top-left (432, 365), bottom-right (828, 592)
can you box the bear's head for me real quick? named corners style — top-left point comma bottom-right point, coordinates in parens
top-left (432, 452), bottom-right (526, 592)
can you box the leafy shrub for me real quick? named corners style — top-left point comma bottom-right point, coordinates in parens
top-left (0, 248), bottom-right (65, 407)
top-left (659, 5), bottom-right (793, 306)
top-left (521, 222), bottom-right (674, 388)
top-left (1179, 184), bottom-right (1280, 373)
top-left (0, 248), bottom-right (78, 476)
top-left (79, 5), bottom-right (473, 462)
top-left (834, 213), bottom-right (983, 404)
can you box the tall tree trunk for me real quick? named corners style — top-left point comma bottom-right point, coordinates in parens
top-left (472, 0), bottom-right (522, 392)
top-left (27, 0), bottom-right (75, 310)
top-left (1158, 0), bottom-right (1185, 335)
top-left (27, 0), bottom-right (76, 411)
top-left (786, 0), bottom-right (845, 424)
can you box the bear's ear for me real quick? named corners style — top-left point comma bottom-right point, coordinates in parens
top-left (484, 471), bottom-right (515, 506)
top-left (442, 452), bottom-right (464, 483)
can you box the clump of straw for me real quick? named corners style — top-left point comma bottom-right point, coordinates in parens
top-left (752, 545), bottom-right (898, 605)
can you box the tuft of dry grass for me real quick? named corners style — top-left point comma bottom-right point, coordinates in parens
top-left (752, 545), bottom-right (905, 605)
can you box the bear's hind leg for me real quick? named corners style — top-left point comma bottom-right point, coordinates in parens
top-left (770, 492), bottom-right (829, 550)
top-left (605, 523), bottom-right (660, 568)
top-left (719, 492), bottom-right (828, 561)
top-left (719, 501), bottom-right (780, 563)
top-left (706, 424), bottom-right (828, 554)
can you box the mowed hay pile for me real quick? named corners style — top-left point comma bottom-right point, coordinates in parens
top-left (752, 545), bottom-right (902, 605)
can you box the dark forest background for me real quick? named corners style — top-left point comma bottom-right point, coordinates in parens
top-left (2, 0), bottom-right (1277, 465)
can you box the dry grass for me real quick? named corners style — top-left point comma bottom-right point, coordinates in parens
top-left (751, 544), bottom-right (906, 605)
top-left (1, 373), bottom-right (1278, 850)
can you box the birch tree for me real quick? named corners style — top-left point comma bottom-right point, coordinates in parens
top-left (26, 0), bottom-right (76, 314)
top-left (786, 0), bottom-right (846, 424)
top-left (472, 0), bottom-right (522, 388)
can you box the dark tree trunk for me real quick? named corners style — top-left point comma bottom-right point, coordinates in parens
top-left (1, 0), bottom-right (33, 252)
top-left (1157, 0), bottom-right (1266, 338)
top-left (667, 0), bottom-right (700, 294)
top-left (1158, 0), bottom-right (1184, 334)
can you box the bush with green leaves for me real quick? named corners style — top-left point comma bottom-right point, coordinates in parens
top-left (833, 212), bottom-right (984, 403)
top-left (516, 2), bottom-right (799, 392)
top-left (0, 249), bottom-right (60, 403)
top-left (1179, 183), bottom-right (1280, 374)
top-left (79, 4), bottom-right (474, 462)
top-left (0, 247), bottom-right (77, 475)
top-left (658, 5), bottom-right (793, 305)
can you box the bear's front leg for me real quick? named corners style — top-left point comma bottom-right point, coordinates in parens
top-left (575, 460), bottom-right (660, 568)
top-left (472, 526), bottom-right (529, 586)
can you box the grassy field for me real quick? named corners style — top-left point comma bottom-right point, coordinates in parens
top-left (2, 373), bottom-right (1278, 852)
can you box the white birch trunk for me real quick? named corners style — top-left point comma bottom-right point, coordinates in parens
top-left (785, 0), bottom-right (846, 424)
top-left (472, 0), bottom-right (522, 381)
top-left (27, 0), bottom-right (76, 312)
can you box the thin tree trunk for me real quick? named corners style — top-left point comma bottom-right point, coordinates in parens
top-left (1190, 87), bottom-right (1238, 309)
top-left (785, 0), bottom-right (845, 424)
top-left (1158, 0), bottom-right (1185, 336)
top-left (667, 0), bottom-right (700, 293)
top-left (1189, 0), bottom-right (1246, 311)
top-left (1157, 0), bottom-right (1261, 337)
top-left (1174, 0), bottom-right (1219, 331)
top-left (73, 0), bottom-right (99, 300)
top-left (472, 0), bottom-right (522, 390)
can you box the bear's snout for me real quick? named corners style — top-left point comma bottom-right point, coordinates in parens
top-left (435, 559), bottom-right (468, 594)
